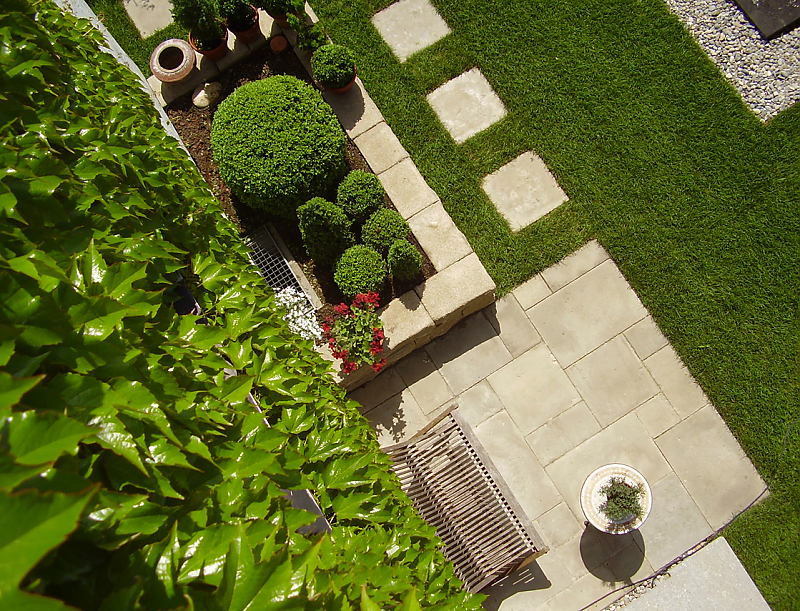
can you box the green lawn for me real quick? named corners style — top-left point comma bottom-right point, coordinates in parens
top-left (309, 0), bottom-right (800, 606)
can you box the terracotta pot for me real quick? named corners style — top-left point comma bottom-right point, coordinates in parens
top-left (189, 29), bottom-right (229, 63)
top-left (324, 72), bottom-right (357, 94)
top-left (150, 38), bottom-right (195, 83)
top-left (228, 6), bottom-right (262, 44)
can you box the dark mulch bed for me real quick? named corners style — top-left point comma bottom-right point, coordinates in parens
top-left (165, 41), bottom-right (434, 318)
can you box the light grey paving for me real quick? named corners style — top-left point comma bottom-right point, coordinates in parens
top-left (546, 413), bottom-right (673, 520)
top-left (394, 349), bottom-right (453, 415)
top-left (624, 316), bottom-right (669, 360)
top-left (555, 402), bottom-right (601, 448)
top-left (636, 394), bottom-right (681, 438)
top-left (407, 202), bottom-right (472, 271)
top-left (538, 570), bottom-right (617, 611)
top-left (371, 0), bottom-right (451, 62)
top-left (656, 405), bottom-right (766, 530)
top-left (427, 68), bottom-right (507, 143)
top-left (482, 152), bottom-right (568, 231)
top-left (484, 294), bottom-right (542, 358)
top-left (529, 259), bottom-right (647, 367)
top-left (378, 158), bottom-right (439, 219)
top-left (348, 367), bottom-right (405, 413)
top-left (624, 538), bottom-right (771, 610)
top-left (456, 379), bottom-right (504, 428)
top-left (513, 274), bottom-right (551, 310)
top-left (567, 336), bottom-right (659, 427)
top-left (533, 502), bottom-right (583, 550)
top-left (426, 311), bottom-right (512, 394)
top-left (644, 345), bottom-right (708, 418)
top-left (353, 121), bottom-right (408, 174)
top-left (366, 387), bottom-right (429, 446)
top-left (123, 0), bottom-right (173, 38)
top-left (482, 549), bottom-right (574, 611)
top-left (636, 472), bottom-right (712, 570)
top-left (323, 77), bottom-right (384, 138)
top-left (526, 421), bottom-right (573, 467)
top-left (540, 240), bottom-right (609, 292)
top-left (488, 343), bottom-right (581, 436)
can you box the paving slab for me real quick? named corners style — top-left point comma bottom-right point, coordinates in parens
top-left (427, 68), bottom-right (507, 144)
top-left (378, 289), bottom-right (434, 355)
top-left (644, 345), bottom-right (708, 418)
top-left (635, 393), bottom-right (681, 438)
top-left (353, 121), bottom-right (408, 174)
top-left (488, 343), bottom-right (582, 436)
top-left (623, 538), bottom-right (771, 610)
top-left (655, 405), bottom-right (766, 530)
top-left (556, 401), bottom-right (601, 448)
top-left (540, 240), bottom-right (609, 292)
top-left (624, 316), bottom-right (669, 360)
top-left (567, 336), bottom-right (659, 427)
top-left (348, 367), bottom-right (405, 413)
top-left (378, 157), bottom-right (439, 219)
top-left (636, 472), bottom-right (712, 570)
top-left (395, 348), bottom-right (453, 414)
top-left (537, 570), bottom-right (617, 611)
top-left (407, 202), bottom-right (472, 271)
top-left (526, 420), bottom-right (574, 467)
top-left (513, 274), bottom-right (551, 310)
top-left (482, 550), bottom-right (574, 611)
top-left (533, 502), bottom-right (583, 550)
top-left (475, 413), bottom-right (561, 523)
top-left (323, 77), bottom-right (384, 138)
top-left (528, 259), bottom-right (647, 367)
top-left (482, 152), bottom-right (568, 231)
top-left (371, 0), bottom-right (451, 62)
top-left (426, 311), bottom-right (511, 394)
top-left (484, 294), bottom-right (542, 358)
top-left (546, 413), bottom-right (673, 520)
top-left (123, 0), bottom-right (173, 38)
top-left (456, 379), bottom-right (504, 428)
top-left (366, 386), bottom-right (430, 446)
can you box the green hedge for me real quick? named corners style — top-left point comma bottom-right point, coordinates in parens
top-left (211, 76), bottom-right (347, 217)
top-left (0, 3), bottom-right (481, 609)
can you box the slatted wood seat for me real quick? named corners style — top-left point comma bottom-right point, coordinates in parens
top-left (383, 405), bottom-right (548, 592)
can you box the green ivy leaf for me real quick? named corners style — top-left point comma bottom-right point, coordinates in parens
top-left (6, 411), bottom-right (97, 465)
top-left (360, 586), bottom-right (382, 611)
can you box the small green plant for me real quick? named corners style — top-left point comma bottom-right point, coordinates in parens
top-left (220, 0), bottom-right (256, 31)
top-left (311, 44), bottom-right (356, 89)
top-left (257, 0), bottom-right (303, 15)
top-left (388, 239), bottom-right (422, 281)
top-left (362, 208), bottom-right (409, 255)
top-left (334, 245), bottom-right (387, 299)
top-left (211, 76), bottom-right (346, 216)
top-left (298, 197), bottom-right (354, 267)
top-left (171, 0), bottom-right (225, 49)
top-left (323, 292), bottom-right (386, 373)
top-left (599, 477), bottom-right (644, 522)
top-left (286, 13), bottom-right (328, 52)
top-left (336, 170), bottom-right (385, 224)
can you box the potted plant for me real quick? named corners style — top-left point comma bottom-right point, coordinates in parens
top-left (580, 464), bottom-right (652, 534)
top-left (286, 12), bottom-right (327, 53)
top-left (171, 0), bottom-right (229, 62)
top-left (257, 0), bottom-right (303, 27)
top-left (311, 44), bottom-right (357, 93)
top-left (220, 0), bottom-right (260, 44)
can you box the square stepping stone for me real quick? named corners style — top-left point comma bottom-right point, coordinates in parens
top-left (482, 152), bottom-right (568, 231)
top-left (123, 0), bottom-right (173, 38)
top-left (427, 68), bottom-right (507, 144)
top-left (372, 0), bottom-right (451, 62)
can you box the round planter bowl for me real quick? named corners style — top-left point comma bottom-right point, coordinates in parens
top-left (580, 463), bottom-right (652, 534)
top-left (150, 39), bottom-right (196, 83)
top-left (189, 30), bottom-right (229, 63)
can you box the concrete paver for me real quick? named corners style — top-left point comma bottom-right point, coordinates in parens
top-left (323, 77), bottom-right (384, 138)
top-left (349, 367), bottom-right (405, 413)
top-left (123, 0), bottom-right (173, 38)
top-left (526, 421), bottom-right (573, 466)
top-left (407, 202), bottom-right (472, 271)
top-left (624, 316), bottom-right (669, 360)
top-left (395, 348), bottom-right (453, 414)
top-left (427, 68), bottom-right (507, 143)
top-left (378, 157), bottom-right (439, 219)
top-left (456, 379), bottom-right (504, 428)
top-left (635, 394), bottom-right (681, 438)
top-left (567, 336), bottom-right (659, 427)
top-left (513, 274), bottom-right (551, 310)
top-left (482, 152), bottom-right (568, 232)
top-left (372, 0), bottom-right (451, 62)
top-left (484, 294), bottom-right (542, 358)
top-left (644, 345), bottom-right (708, 418)
top-left (540, 240), bottom-right (609, 292)
top-left (533, 502), bottom-right (583, 549)
top-left (556, 401), bottom-right (601, 447)
top-left (529, 259), bottom-right (647, 367)
top-left (365, 387), bottom-right (430, 446)
top-left (353, 121), bottom-right (408, 174)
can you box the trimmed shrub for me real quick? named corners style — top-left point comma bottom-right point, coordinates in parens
top-left (311, 44), bottom-right (357, 89)
top-left (171, 0), bottom-right (225, 47)
top-left (211, 76), bottom-right (347, 217)
top-left (220, 0), bottom-right (256, 31)
top-left (297, 197), bottom-right (354, 267)
top-left (388, 239), bottom-right (423, 281)
top-left (336, 170), bottom-right (385, 224)
top-left (362, 208), bottom-right (409, 255)
top-left (335, 245), bottom-right (387, 299)
top-left (257, 0), bottom-right (303, 15)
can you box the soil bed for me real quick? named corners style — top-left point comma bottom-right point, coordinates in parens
top-left (166, 42), bottom-right (434, 318)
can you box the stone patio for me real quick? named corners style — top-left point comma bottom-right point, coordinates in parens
top-left (427, 68), bottom-right (507, 143)
top-left (349, 240), bottom-right (766, 610)
top-left (482, 152), bottom-right (569, 231)
top-left (371, 0), bottom-right (451, 62)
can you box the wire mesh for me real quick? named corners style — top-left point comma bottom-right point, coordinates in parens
top-left (243, 226), bottom-right (312, 305)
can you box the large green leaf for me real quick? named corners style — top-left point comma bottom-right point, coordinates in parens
top-left (6, 411), bottom-right (97, 465)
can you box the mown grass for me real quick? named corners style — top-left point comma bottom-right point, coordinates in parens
top-left (86, 0), bottom-right (187, 74)
top-left (309, 0), bottom-right (799, 606)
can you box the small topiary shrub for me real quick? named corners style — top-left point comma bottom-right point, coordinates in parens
top-left (336, 170), bottom-right (385, 224)
top-left (171, 0), bottom-right (225, 48)
top-left (334, 245), bottom-right (387, 299)
top-left (362, 208), bottom-right (409, 255)
top-left (311, 44), bottom-right (356, 89)
top-left (387, 239), bottom-right (422, 281)
top-left (257, 0), bottom-right (303, 15)
top-left (297, 197), bottom-right (354, 267)
top-left (211, 76), bottom-right (347, 217)
top-left (220, 0), bottom-right (257, 31)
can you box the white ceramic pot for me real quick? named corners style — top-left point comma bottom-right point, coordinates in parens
top-left (580, 463), bottom-right (651, 534)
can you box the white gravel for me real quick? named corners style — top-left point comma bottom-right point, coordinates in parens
top-left (663, 0), bottom-right (800, 121)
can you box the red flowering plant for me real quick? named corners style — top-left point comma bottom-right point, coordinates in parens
top-left (322, 292), bottom-right (386, 373)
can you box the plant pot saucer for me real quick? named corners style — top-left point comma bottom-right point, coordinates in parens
top-left (580, 463), bottom-right (652, 534)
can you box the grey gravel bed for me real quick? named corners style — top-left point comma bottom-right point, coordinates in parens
top-left (663, 0), bottom-right (800, 121)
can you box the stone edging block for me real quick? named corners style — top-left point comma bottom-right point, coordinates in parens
top-left (407, 202), bottom-right (471, 271)
top-left (378, 158), bottom-right (439, 219)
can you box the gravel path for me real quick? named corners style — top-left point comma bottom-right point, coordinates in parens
top-left (664, 0), bottom-right (800, 121)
